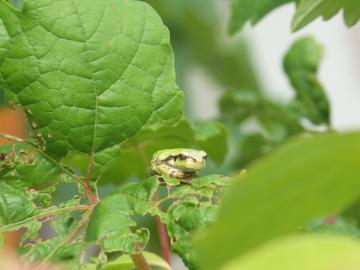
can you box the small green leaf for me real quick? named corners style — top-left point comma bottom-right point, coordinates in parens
top-left (96, 252), bottom-right (171, 270)
top-left (221, 235), bottom-right (360, 270)
top-left (86, 179), bottom-right (160, 253)
top-left (229, 0), bottom-right (294, 34)
top-left (292, 0), bottom-right (360, 31)
top-left (0, 143), bottom-right (63, 189)
top-left (284, 37), bottom-right (330, 125)
top-left (196, 132), bottom-right (360, 270)
top-left (0, 182), bottom-right (37, 225)
top-left (167, 197), bottom-right (218, 270)
top-left (192, 121), bottom-right (228, 164)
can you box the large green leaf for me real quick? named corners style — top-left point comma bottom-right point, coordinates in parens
top-left (0, 182), bottom-right (37, 225)
top-left (195, 132), bottom-right (360, 270)
top-left (229, 0), bottom-right (294, 34)
top-left (0, 0), bottom-right (184, 180)
top-left (221, 235), bottom-right (360, 270)
top-left (292, 0), bottom-right (360, 31)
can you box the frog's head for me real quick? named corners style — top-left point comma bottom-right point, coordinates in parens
top-left (152, 148), bottom-right (207, 172)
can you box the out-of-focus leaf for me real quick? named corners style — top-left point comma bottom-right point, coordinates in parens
top-left (196, 132), bottom-right (360, 270)
top-left (229, 0), bottom-right (293, 34)
top-left (284, 37), bottom-right (330, 125)
top-left (192, 121), bottom-right (228, 164)
top-left (0, 143), bottom-right (63, 189)
top-left (305, 218), bottom-right (360, 238)
top-left (144, 0), bottom-right (259, 90)
top-left (0, 182), bottom-right (37, 225)
top-left (0, 0), bottom-right (184, 181)
top-left (101, 252), bottom-right (171, 270)
top-left (292, 0), bottom-right (360, 31)
top-left (221, 235), bottom-right (360, 270)
top-left (219, 89), bottom-right (303, 138)
top-left (234, 133), bottom-right (273, 168)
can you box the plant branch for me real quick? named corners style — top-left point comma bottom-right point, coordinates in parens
top-left (36, 210), bottom-right (93, 270)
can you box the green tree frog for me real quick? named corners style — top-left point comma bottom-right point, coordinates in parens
top-left (151, 149), bottom-right (207, 180)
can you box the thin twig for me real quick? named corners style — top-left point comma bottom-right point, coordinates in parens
top-left (36, 211), bottom-right (93, 270)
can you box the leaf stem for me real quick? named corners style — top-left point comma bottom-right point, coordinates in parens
top-left (130, 243), bottom-right (152, 270)
top-left (155, 215), bottom-right (171, 265)
top-left (85, 158), bottom-right (98, 204)
top-left (152, 192), bottom-right (171, 266)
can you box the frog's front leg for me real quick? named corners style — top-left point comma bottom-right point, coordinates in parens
top-left (152, 163), bottom-right (196, 180)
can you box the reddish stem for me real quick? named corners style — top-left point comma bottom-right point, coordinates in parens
top-left (155, 215), bottom-right (171, 265)
top-left (130, 243), bottom-right (151, 270)
top-left (152, 192), bottom-right (171, 266)
top-left (84, 158), bottom-right (98, 204)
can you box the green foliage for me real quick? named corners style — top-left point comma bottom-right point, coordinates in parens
top-left (284, 37), bottom-right (330, 125)
top-left (195, 132), bottom-right (360, 270)
top-left (0, 0), bottom-right (359, 269)
top-left (0, 0), bottom-right (184, 181)
top-left (0, 182), bottom-right (37, 225)
top-left (292, 0), bottom-right (360, 31)
top-left (229, 0), bottom-right (294, 34)
top-left (229, 0), bottom-right (360, 33)
top-left (0, 143), bottom-right (63, 189)
top-left (221, 235), bottom-right (360, 270)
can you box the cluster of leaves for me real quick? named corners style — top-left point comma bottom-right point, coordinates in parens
top-left (0, 0), bottom-right (229, 269)
top-left (229, 0), bottom-right (360, 34)
top-left (85, 174), bottom-right (228, 269)
top-left (219, 35), bottom-right (329, 169)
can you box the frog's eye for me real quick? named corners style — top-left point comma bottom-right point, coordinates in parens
top-left (178, 154), bottom-right (187, 160)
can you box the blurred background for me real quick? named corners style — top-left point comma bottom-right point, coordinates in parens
top-left (1, 0), bottom-right (360, 268)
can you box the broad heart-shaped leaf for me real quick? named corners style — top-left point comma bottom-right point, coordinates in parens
top-left (292, 0), bottom-right (360, 31)
top-left (0, 0), bottom-right (184, 181)
top-left (0, 143), bottom-right (63, 189)
top-left (284, 37), bottom-right (330, 125)
top-left (221, 235), bottom-right (360, 270)
top-left (0, 182), bottom-right (37, 225)
top-left (229, 0), bottom-right (294, 34)
top-left (195, 132), bottom-right (360, 270)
